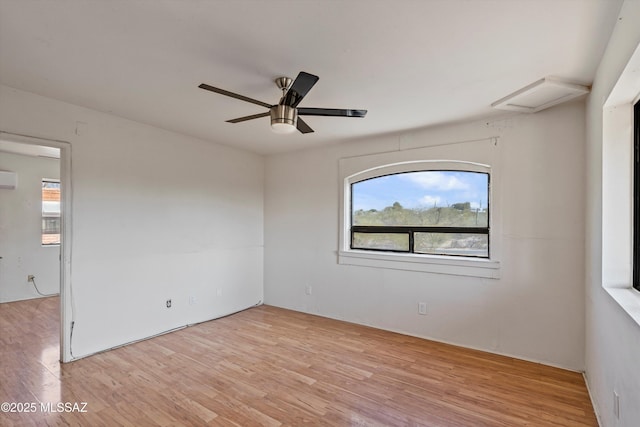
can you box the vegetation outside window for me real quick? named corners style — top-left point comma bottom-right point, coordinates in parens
top-left (42, 179), bottom-right (61, 245)
top-left (351, 170), bottom-right (489, 258)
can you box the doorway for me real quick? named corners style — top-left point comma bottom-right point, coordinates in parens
top-left (0, 131), bottom-right (71, 362)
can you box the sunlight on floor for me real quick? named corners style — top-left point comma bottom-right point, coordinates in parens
top-left (38, 344), bottom-right (61, 404)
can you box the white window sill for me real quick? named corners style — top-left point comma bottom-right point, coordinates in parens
top-left (338, 250), bottom-right (501, 279)
top-left (604, 286), bottom-right (640, 328)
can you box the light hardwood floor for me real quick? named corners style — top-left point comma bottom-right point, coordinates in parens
top-left (0, 297), bottom-right (597, 426)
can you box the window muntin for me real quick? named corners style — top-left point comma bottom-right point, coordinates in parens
top-left (350, 170), bottom-right (489, 258)
top-left (42, 179), bottom-right (61, 246)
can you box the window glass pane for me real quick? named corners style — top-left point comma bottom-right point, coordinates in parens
top-left (352, 171), bottom-right (488, 227)
top-left (414, 233), bottom-right (488, 257)
top-left (352, 232), bottom-right (409, 251)
top-left (42, 180), bottom-right (61, 245)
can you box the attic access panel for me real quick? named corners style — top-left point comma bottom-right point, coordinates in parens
top-left (492, 77), bottom-right (590, 113)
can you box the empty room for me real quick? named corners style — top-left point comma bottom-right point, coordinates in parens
top-left (1, 1), bottom-right (639, 426)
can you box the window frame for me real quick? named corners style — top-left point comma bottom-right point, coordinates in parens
top-left (349, 169), bottom-right (490, 258)
top-left (600, 41), bottom-right (640, 328)
top-left (339, 154), bottom-right (501, 279)
top-left (633, 99), bottom-right (640, 291)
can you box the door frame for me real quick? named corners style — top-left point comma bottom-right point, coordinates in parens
top-left (0, 131), bottom-right (72, 362)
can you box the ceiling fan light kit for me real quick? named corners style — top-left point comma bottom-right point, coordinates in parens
top-left (198, 71), bottom-right (367, 135)
top-left (270, 104), bottom-right (297, 134)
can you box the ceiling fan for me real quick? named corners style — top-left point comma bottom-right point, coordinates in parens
top-left (198, 71), bottom-right (367, 134)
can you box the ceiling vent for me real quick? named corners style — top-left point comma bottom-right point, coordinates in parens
top-left (491, 77), bottom-right (590, 113)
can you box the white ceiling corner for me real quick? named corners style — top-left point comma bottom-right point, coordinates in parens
top-left (0, 139), bottom-right (61, 159)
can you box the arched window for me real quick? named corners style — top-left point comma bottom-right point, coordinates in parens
top-left (338, 141), bottom-right (500, 278)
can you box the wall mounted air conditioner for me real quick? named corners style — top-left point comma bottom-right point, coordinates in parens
top-left (0, 171), bottom-right (17, 189)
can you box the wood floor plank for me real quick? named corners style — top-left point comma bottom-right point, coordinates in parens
top-left (0, 297), bottom-right (598, 426)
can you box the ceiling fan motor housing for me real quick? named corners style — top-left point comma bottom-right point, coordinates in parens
top-left (270, 104), bottom-right (297, 132)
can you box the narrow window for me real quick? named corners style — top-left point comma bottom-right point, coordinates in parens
top-left (351, 170), bottom-right (489, 258)
top-left (634, 99), bottom-right (640, 291)
top-left (42, 179), bottom-right (61, 246)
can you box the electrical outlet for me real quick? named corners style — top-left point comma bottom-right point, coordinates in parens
top-left (216, 288), bottom-right (222, 296)
top-left (27, 275), bottom-right (35, 282)
top-left (189, 296), bottom-right (196, 305)
top-left (166, 299), bottom-right (172, 308)
top-left (418, 302), bottom-right (427, 315)
top-left (613, 391), bottom-right (620, 419)
top-left (305, 285), bottom-right (312, 295)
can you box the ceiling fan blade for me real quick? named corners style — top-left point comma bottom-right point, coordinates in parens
top-left (226, 111), bottom-right (270, 123)
top-left (283, 72), bottom-right (319, 108)
top-left (298, 108), bottom-right (367, 118)
top-left (198, 83), bottom-right (272, 109)
top-left (296, 118), bottom-right (314, 134)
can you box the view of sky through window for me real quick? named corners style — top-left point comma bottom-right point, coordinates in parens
top-left (352, 171), bottom-right (488, 212)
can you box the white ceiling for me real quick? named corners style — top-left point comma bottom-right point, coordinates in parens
top-left (0, 139), bottom-right (60, 159)
top-left (0, 0), bottom-right (623, 155)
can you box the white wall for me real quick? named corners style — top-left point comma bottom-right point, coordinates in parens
top-left (265, 100), bottom-right (586, 370)
top-left (585, 1), bottom-right (640, 426)
top-left (0, 151), bottom-right (60, 302)
top-left (0, 85), bottom-right (264, 360)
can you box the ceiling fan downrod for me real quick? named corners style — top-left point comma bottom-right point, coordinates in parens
top-left (271, 77), bottom-right (297, 133)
